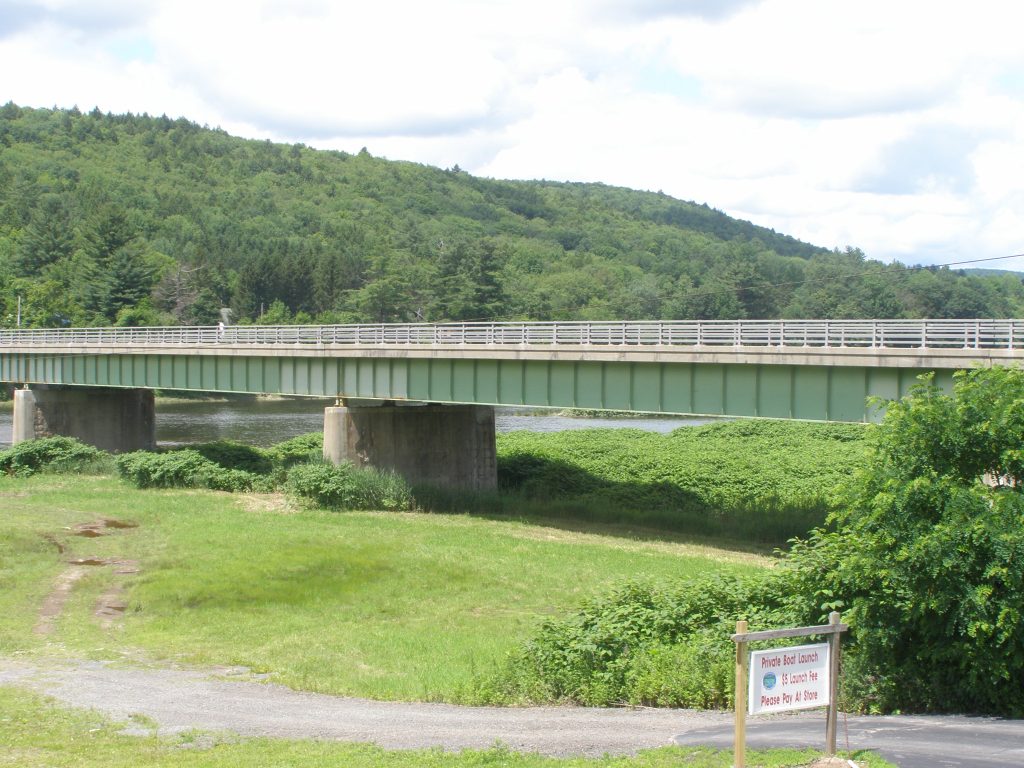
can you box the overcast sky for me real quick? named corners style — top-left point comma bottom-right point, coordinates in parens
top-left (2, 0), bottom-right (1023, 268)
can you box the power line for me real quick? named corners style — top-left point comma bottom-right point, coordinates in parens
top-left (672, 251), bottom-right (1024, 305)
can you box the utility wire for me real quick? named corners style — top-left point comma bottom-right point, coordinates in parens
top-left (667, 250), bottom-right (1024, 305)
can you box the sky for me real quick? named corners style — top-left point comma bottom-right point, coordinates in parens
top-left (2, 0), bottom-right (1023, 269)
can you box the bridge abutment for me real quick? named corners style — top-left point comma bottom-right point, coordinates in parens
top-left (323, 402), bottom-right (497, 490)
top-left (12, 386), bottom-right (155, 453)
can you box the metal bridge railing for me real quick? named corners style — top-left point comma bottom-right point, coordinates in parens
top-left (0, 319), bottom-right (1021, 350)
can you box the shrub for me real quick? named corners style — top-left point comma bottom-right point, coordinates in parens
top-left (192, 440), bottom-right (273, 475)
top-left (784, 466), bottom-right (1024, 715)
top-left (778, 368), bottom-right (1024, 716)
top-left (624, 635), bottom-right (734, 708)
top-left (268, 432), bottom-right (323, 468)
top-left (286, 462), bottom-right (413, 511)
top-left (116, 450), bottom-right (271, 492)
top-left (0, 437), bottom-right (104, 477)
top-left (482, 573), bottom-right (795, 707)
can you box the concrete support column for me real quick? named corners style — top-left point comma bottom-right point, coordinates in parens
top-left (15, 387), bottom-right (155, 453)
top-left (323, 403), bottom-right (497, 490)
top-left (12, 389), bottom-right (37, 444)
top-left (323, 406), bottom-right (348, 467)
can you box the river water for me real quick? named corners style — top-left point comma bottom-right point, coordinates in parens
top-left (0, 398), bottom-right (720, 449)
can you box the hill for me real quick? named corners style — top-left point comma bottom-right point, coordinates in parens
top-left (1, 103), bottom-right (1021, 327)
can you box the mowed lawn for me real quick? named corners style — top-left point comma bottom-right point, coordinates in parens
top-left (0, 474), bottom-right (767, 702)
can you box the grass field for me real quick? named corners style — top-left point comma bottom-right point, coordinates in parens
top-left (0, 687), bottom-right (896, 768)
top-left (0, 473), bottom-right (766, 701)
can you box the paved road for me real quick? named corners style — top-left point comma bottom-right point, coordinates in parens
top-left (3, 657), bottom-right (1022, 765)
top-left (674, 711), bottom-right (1024, 767)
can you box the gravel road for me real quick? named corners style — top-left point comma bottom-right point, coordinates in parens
top-left (4, 657), bottom-right (1023, 766)
top-left (0, 657), bottom-right (724, 757)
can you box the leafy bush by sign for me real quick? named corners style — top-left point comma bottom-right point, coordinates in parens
top-left (785, 367), bottom-right (1024, 715)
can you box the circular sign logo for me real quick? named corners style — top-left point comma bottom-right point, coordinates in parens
top-left (763, 672), bottom-right (777, 690)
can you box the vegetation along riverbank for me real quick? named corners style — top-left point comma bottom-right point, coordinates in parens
top-left (3, 367), bottom-right (1021, 719)
top-left (0, 419), bottom-right (850, 704)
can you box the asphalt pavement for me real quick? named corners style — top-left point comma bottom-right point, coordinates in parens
top-left (674, 709), bottom-right (1024, 767)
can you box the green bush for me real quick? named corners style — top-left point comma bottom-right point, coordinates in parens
top-left (116, 450), bottom-right (271, 492)
top-left (497, 421), bottom-right (866, 505)
top-left (624, 635), bottom-right (733, 708)
top-left (267, 432), bottom-right (323, 468)
top-left (482, 574), bottom-right (794, 707)
top-left (780, 368), bottom-right (1024, 716)
top-left (286, 462), bottom-right (413, 511)
top-left (0, 437), bottom-right (105, 477)
top-left (191, 440), bottom-right (273, 475)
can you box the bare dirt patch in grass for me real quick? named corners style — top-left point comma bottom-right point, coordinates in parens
top-left (235, 493), bottom-right (291, 514)
top-left (71, 518), bottom-right (139, 538)
top-left (34, 518), bottom-right (141, 634)
top-left (35, 566), bottom-right (89, 635)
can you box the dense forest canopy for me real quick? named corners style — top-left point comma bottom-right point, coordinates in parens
top-left (1, 103), bottom-right (1021, 328)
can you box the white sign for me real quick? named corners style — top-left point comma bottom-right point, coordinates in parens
top-left (748, 642), bottom-right (829, 715)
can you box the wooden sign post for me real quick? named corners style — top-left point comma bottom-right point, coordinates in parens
top-left (734, 619), bottom-right (748, 768)
top-left (731, 612), bottom-right (848, 767)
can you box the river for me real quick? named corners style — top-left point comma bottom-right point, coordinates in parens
top-left (0, 398), bottom-right (721, 449)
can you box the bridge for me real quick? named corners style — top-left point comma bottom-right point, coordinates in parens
top-left (3, 319), bottom-right (1021, 489)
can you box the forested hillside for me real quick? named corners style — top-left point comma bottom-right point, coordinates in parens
top-left (1, 103), bottom-right (1021, 328)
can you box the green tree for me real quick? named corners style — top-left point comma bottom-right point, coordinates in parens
top-left (94, 243), bottom-right (158, 320)
top-left (785, 367), bottom-right (1024, 715)
top-left (14, 194), bottom-right (74, 276)
top-left (8, 277), bottom-right (86, 327)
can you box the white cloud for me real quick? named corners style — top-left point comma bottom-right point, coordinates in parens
top-left (1, 0), bottom-right (1023, 268)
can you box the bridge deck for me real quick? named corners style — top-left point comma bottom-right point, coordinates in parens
top-left (2, 320), bottom-right (1020, 422)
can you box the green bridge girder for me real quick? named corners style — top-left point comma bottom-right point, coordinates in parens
top-left (0, 350), bottom-right (954, 422)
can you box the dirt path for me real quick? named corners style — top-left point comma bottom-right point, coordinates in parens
top-left (34, 519), bottom-right (139, 635)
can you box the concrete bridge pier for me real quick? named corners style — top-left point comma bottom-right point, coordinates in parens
top-left (11, 386), bottom-right (156, 453)
top-left (323, 402), bottom-right (497, 490)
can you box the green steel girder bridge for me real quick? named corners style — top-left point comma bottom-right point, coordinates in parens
top-left (2, 319), bottom-right (1022, 422)
top-left (5, 319), bottom-right (1021, 488)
